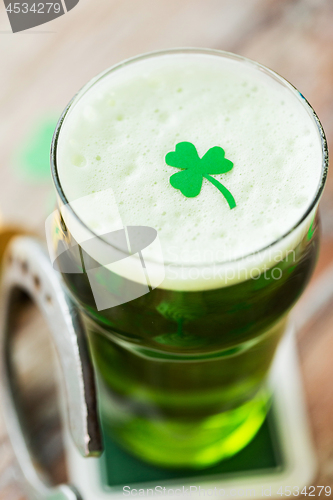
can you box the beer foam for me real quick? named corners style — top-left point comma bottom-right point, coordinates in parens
top-left (56, 52), bottom-right (324, 289)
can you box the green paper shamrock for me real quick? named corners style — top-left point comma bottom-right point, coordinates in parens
top-left (165, 142), bottom-right (236, 209)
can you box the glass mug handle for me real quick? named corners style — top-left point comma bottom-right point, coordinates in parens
top-left (0, 236), bottom-right (103, 500)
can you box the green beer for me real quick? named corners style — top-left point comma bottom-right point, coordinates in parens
top-left (50, 49), bottom-right (327, 468)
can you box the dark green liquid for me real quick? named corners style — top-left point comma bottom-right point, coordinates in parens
top-left (52, 212), bottom-right (319, 467)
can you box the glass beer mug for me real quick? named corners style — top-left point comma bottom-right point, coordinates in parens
top-left (0, 49), bottom-right (328, 500)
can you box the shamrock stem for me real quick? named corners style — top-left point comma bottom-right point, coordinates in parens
top-left (203, 174), bottom-right (236, 209)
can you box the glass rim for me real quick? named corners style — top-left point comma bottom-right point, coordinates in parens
top-left (50, 47), bottom-right (329, 269)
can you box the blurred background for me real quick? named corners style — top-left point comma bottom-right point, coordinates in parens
top-left (1, 0), bottom-right (333, 498)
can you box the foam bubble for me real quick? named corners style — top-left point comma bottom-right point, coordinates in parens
top-left (57, 53), bottom-right (323, 288)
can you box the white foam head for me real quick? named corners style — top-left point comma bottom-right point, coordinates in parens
top-left (55, 50), bottom-right (325, 290)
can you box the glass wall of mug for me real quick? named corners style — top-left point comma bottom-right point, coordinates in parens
top-left (49, 49), bottom-right (328, 469)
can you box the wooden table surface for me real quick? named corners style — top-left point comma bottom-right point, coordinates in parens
top-left (1, 1), bottom-right (333, 498)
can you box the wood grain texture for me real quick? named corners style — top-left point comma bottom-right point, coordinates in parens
top-left (0, 1), bottom-right (333, 498)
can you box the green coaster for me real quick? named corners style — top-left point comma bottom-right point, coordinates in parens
top-left (100, 408), bottom-right (284, 487)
